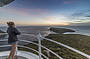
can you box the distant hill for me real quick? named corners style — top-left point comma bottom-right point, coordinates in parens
top-left (50, 27), bottom-right (75, 34)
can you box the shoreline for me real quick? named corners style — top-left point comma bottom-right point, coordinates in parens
top-left (54, 26), bottom-right (90, 36)
top-left (49, 27), bottom-right (90, 36)
top-left (0, 26), bottom-right (89, 58)
top-left (45, 27), bottom-right (90, 58)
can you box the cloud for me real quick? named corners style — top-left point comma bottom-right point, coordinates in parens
top-left (42, 15), bottom-right (70, 22)
top-left (85, 15), bottom-right (90, 17)
top-left (71, 22), bottom-right (90, 26)
top-left (72, 9), bottom-right (90, 17)
top-left (71, 9), bottom-right (90, 20)
top-left (0, 7), bottom-right (50, 25)
top-left (40, 15), bottom-right (71, 25)
top-left (64, 1), bottom-right (73, 4)
top-left (0, 7), bottom-right (49, 17)
top-left (63, 0), bottom-right (76, 4)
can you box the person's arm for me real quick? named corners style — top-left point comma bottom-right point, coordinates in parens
top-left (14, 28), bottom-right (21, 35)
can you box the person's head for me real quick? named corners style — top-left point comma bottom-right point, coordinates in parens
top-left (7, 22), bottom-right (15, 27)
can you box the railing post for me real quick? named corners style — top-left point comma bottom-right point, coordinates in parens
top-left (37, 33), bottom-right (42, 59)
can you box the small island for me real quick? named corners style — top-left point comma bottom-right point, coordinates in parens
top-left (50, 27), bottom-right (75, 34)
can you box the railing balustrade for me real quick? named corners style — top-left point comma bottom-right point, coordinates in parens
top-left (0, 33), bottom-right (90, 59)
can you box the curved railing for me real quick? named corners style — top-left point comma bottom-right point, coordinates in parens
top-left (19, 40), bottom-right (62, 59)
top-left (0, 45), bottom-right (48, 59)
top-left (0, 33), bottom-right (90, 59)
top-left (40, 34), bottom-right (90, 59)
top-left (0, 33), bottom-right (63, 59)
top-left (38, 33), bottom-right (90, 59)
top-left (41, 37), bottom-right (90, 58)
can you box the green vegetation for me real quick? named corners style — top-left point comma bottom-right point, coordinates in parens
top-left (19, 27), bottom-right (90, 59)
top-left (19, 34), bottom-right (90, 59)
top-left (45, 34), bottom-right (90, 59)
top-left (46, 34), bottom-right (90, 55)
top-left (49, 27), bottom-right (90, 55)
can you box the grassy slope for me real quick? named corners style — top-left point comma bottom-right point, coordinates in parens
top-left (19, 27), bottom-right (90, 59)
top-left (48, 27), bottom-right (90, 55)
top-left (46, 34), bottom-right (90, 55)
top-left (45, 34), bottom-right (90, 59)
top-left (19, 34), bottom-right (90, 59)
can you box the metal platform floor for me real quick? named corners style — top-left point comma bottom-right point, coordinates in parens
top-left (0, 51), bottom-right (40, 59)
top-left (1, 56), bottom-right (27, 59)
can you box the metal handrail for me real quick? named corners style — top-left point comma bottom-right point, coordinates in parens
top-left (0, 37), bottom-right (63, 58)
top-left (22, 33), bottom-right (63, 59)
top-left (2, 33), bottom-right (90, 59)
top-left (19, 40), bottom-right (63, 59)
top-left (0, 40), bottom-right (63, 59)
top-left (0, 45), bottom-right (11, 47)
top-left (37, 33), bottom-right (42, 59)
top-left (0, 45), bottom-right (48, 59)
top-left (41, 36), bottom-right (90, 59)
top-left (18, 45), bottom-right (48, 59)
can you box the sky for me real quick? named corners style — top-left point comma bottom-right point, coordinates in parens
top-left (0, 0), bottom-right (90, 26)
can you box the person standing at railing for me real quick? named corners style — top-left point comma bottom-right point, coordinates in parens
top-left (7, 22), bottom-right (21, 59)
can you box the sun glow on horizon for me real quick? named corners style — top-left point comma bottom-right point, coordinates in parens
top-left (45, 21), bottom-right (70, 26)
top-left (15, 22), bottom-right (70, 26)
top-left (0, 15), bottom-right (71, 26)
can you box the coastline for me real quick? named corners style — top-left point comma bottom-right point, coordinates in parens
top-left (44, 27), bottom-right (90, 58)
top-left (55, 26), bottom-right (90, 36)
top-left (19, 27), bottom-right (90, 59)
top-left (0, 26), bottom-right (90, 58)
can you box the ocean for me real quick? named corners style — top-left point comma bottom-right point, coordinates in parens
top-left (0, 26), bottom-right (50, 51)
top-left (0, 26), bottom-right (90, 40)
top-left (0, 26), bottom-right (50, 40)
top-left (0, 26), bottom-right (90, 51)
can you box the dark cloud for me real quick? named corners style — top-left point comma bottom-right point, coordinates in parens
top-left (71, 9), bottom-right (90, 20)
top-left (85, 16), bottom-right (90, 17)
top-left (72, 9), bottom-right (90, 17)
top-left (71, 22), bottom-right (90, 26)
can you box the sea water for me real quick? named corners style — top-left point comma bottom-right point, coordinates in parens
top-left (1, 26), bottom-right (90, 36)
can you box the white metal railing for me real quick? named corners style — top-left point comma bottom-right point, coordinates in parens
top-left (0, 33), bottom-right (90, 59)
top-left (0, 45), bottom-right (48, 59)
top-left (19, 40), bottom-right (63, 59)
top-left (0, 33), bottom-right (63, 59)
top-left (0, 40), bottom-right (62, 59)
top-left (37, 33), bottom-right (42, 59)
top-left (42, 38), bottom-right (90, 58)
top-left (40, 34), bottom-right (90, 59)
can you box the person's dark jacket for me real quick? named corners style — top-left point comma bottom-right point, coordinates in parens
top-left (7, 26), bottom-right (21, 43)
